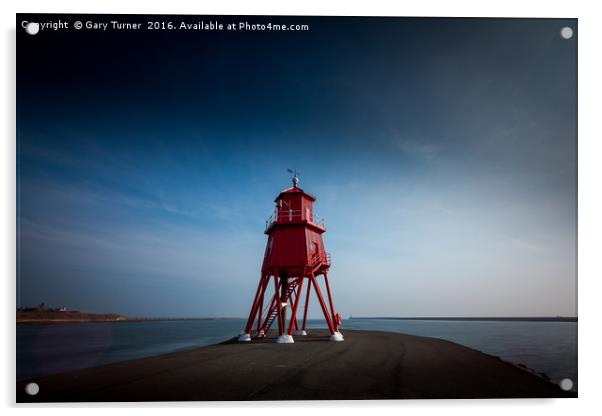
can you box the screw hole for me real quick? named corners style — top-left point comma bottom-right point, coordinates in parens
top-left (25, 382), bottom-right (39, 396)
top-left (559, 378), bottom-right (573, 391)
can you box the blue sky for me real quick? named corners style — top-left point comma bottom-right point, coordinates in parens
top-left (17, 17), bottom-right (576, 317)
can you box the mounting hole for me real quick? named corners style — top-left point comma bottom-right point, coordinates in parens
top-left (560, 26), bottom-right (573, 40)
top-left (559, 378), bottom-right (573, 391)
top-left (25, 22), bottom-right (40, 36)
top-left (25, 382), bottom-right (39, 396)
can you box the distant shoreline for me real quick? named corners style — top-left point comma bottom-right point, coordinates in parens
top-left (16, 311), bottom-right (245, 325)
top-left (17, 314), bottom-right (577, 325)
top-left (16, 318), bottom-right (245, 325)
top-left (349, 316), bottom-right (578, 322)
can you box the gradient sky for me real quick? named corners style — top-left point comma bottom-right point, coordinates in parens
top-left (17, 16), bottom-right (577, 317)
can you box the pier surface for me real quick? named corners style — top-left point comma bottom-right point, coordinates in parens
top-left (17, 330), bottom-right (574, 402)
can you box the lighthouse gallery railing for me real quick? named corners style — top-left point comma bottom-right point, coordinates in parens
top-left (265, 209), bottom-right (326, 231)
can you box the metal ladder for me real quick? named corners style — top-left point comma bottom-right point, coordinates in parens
top-left (259, 279), bottom-right (300, 334)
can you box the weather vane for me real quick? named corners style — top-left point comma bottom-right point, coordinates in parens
top-left (287, 168), bottom-right (300, 188)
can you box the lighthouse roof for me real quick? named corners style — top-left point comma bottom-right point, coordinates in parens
top-left (274, 186), bottom-right (316, 202)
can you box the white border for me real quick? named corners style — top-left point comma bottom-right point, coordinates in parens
top-left (2, 1), bottom-right (601, 415)
top-left (3, 0), bottom-right (587, 17)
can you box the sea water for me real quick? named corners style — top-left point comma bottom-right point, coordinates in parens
top-left (17, 318), bottom-right (577, 391)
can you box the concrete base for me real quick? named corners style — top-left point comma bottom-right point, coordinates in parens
top-left (294, 330), bottom-right (308, 336)
top-left (330, 331), bottom-right (344, 342)
top-left (276, 334), bottom-right (295, 344)
top-left (238, 333), bottom-right (251, 342)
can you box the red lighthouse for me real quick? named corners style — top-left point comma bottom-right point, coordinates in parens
top-left (239, 173), bottom-right (343, 343)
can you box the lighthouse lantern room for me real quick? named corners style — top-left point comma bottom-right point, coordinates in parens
top-left (239, 173), bottom-right (343, 343)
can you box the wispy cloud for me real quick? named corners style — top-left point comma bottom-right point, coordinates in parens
top-left (437, 207), bottom-right (454, 216)
top-left (390, 137), bottom-right (440, 161)
top-left (510, 238), bottom-right (546, 252)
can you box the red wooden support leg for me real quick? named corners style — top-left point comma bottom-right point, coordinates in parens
top-left (302, 277), bottom-right (312, 331)
top-left (244, 273), bottom-right (266, 333)
top-left (287, 278), bottom-right (304, 335)
top-left (310, 273), bottom-right (335, 334)
top-left (290, 286), bottom-right (300, 331)
top-left (255, 273), bottom-right (270, 333)
top-left (260, 292), bottom-right (278, 333)
top-left (323, 272), bottom-right (338, 332)
top-left (274, 274), bottom-right (284, 336)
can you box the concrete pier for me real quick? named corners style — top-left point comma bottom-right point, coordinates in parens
top-left (16, 330), bottom-right (575, 402)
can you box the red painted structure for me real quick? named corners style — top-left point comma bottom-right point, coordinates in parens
top-left (240, 176), bottom-right (343, 342)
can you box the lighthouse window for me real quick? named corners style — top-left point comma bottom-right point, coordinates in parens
top-left (310, 242), bottom-right (317, 253)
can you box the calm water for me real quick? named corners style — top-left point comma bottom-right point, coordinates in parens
top-left (17, 318), bottom-right (577, 391)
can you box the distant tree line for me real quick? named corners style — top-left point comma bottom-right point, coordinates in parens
top-left (17, 303), bottom-right (77, 313)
